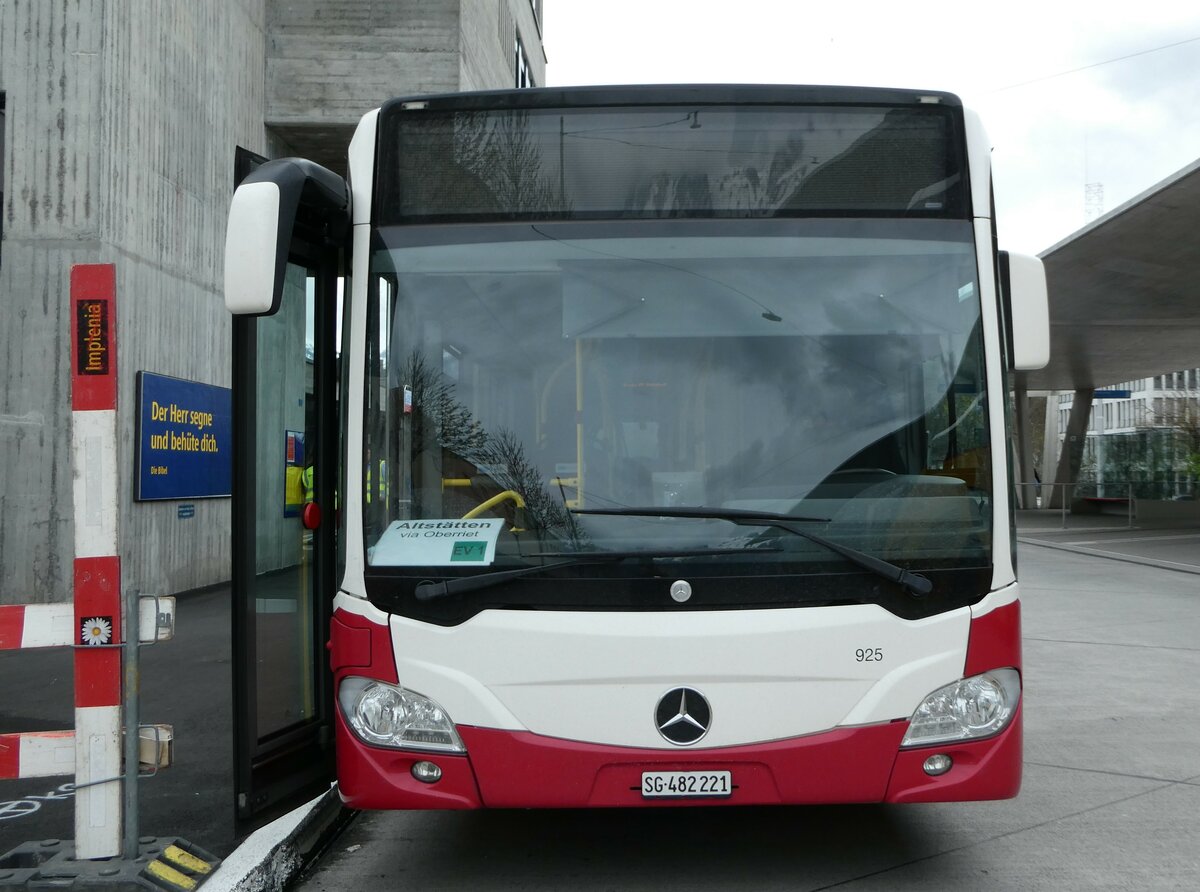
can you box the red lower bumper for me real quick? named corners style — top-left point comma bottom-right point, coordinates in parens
top-left (336, 704), bottom-right (1021, 809)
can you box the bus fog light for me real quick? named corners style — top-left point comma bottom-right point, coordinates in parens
top-left (412, 761), bottom-right (442, 783)
top-left (923, 754), bottom-right (953, 776)
top-left (902, 669), bottom-right (1021, 747)
top-left (338, 676), bottom-right (465, 754)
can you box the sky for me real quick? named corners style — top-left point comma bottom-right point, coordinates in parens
top-left (542, 1), bottom-right (1200, 255)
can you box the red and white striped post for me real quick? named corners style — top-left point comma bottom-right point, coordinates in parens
top-left (70, 263), bottom-right (123, 860)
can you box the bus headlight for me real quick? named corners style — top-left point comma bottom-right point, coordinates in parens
top-left (338, 676), bottom-right (465, 754)
top-left (901, 669), bottom-right (1021, 747)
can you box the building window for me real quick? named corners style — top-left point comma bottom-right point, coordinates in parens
top-left (515, 33), bottom-right (534, 88)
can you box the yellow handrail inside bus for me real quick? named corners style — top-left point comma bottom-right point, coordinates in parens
top-left (462, 490), bottom-right (527, 533)
top-left (462, 489), bottom-right (526, 517)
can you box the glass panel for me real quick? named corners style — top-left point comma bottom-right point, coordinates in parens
top-left (364, 219), bottom-right (990, 607)
top-left (252, 262), bottom-right (317, 739)
top-left (378, 104), bottom-right (964, 223)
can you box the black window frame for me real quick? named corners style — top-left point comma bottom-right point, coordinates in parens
top-left (516, 32), bottom-right (534, 89)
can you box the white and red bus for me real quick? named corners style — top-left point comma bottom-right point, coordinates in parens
top-left (225, 85), bottom-right (1048, 816)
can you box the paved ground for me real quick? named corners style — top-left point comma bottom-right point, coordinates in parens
top-left (296, 541), bottom-right (1200, 891)
top-left (1016, 508), bottom-right (1200, 574)
top-left (0, 585), bottom-right (235, 857)
top-left (4, 520), bottom-right (1199, 887)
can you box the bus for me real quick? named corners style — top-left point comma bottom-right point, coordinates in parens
top-left (224, 85), bottom-right (1048, 815)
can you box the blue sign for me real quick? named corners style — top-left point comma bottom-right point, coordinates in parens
top-left (1093, 389), bottom-right (1132, 399)
top-left (136, 372), bottom-right (232, 501)
top-left (177, 504), bottom-right (196, 519)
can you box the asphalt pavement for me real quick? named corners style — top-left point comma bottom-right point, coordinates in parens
top-left (1015, 508), bottom-right (1200, 574)
top-left (296, 530), bottom-right (1200, 891)
top-left (4, 514), bottom-right (1199, 888)
top-left (0, 585), bottom-right (235, 858)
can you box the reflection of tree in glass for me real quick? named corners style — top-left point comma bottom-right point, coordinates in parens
top-left (624, 138), bottom-right (813, 218)
top-left (473, 429), bottom-right (583, 545)
top-left (450, 111), bottom-right (563, 218)
top-left (401, 352), bottom-right (488, 459)
top-left (398, 109), bottom-right (564, 218)
top-left (712, 136), bottom-right (810, 216)
top-left (626, 171), bottom-right (714, 218)
top-left (403, 350), bottom-right (581, 544)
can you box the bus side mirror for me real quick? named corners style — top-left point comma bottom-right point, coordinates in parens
top-left (224, 158), bottom-right (350, 315)
top-left (999, 251), bottom-right (1049, 371)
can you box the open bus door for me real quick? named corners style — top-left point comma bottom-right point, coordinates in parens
top-left (227, 149), bottom-right (348, 828)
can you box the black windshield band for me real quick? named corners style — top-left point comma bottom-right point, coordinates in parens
top-left (373, 217), bottom-right (975, 252)
top-left (414, 545), bottom-right (783, 601)
top-left (572, 507), bottom-right (931, 596)
top-left (377, 90), bottom-right (968, 225)
top-left (365, 564), bottom-right (992, 628)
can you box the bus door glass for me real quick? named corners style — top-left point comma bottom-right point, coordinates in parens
top-left (232, 253), bottom-right (338, 826)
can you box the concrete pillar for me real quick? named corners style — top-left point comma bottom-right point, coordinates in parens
top-left (1048, 389), bottom-right (1094, 509)
top-left (1012, 381), bottom-right (1037, 510)
top-left (1041, 392), bottom-right (1061, 496)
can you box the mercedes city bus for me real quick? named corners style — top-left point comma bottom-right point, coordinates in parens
top-left (225, 85), bottom-right (1049, 813)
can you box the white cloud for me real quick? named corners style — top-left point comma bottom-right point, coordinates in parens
top-left (545, 0), bottom-right (1200, 253)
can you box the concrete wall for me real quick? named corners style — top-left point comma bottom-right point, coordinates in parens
top-left (104, 2), bottom-right (270, 600)
top-left (0, 1), bottom-right (545, 605)
top-left (460, 0), bottom-right (546, 92)
top-left (266, 0), bottom-right (462, 171)
top-left (1, 0), bottom-right (108, 604)
top-left (0, 1), bottom-right (269, 603)
top-left (266, 0), bottom-right (546, 170)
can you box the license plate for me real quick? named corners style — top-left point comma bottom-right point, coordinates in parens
top-left (641, 770), bottom-right (732, 798)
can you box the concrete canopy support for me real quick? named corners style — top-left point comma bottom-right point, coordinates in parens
top-left (1041, 392), bottom-right (1061, 494)
top-left (1048, 389), bottom-right (1094, 509)
top-left (1013, 382), bottom-right (1037, 510)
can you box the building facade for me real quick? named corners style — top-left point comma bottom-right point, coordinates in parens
top-left (0, 1), bottom-right (546, 604)
top-left (1049, 369), bottom-right (1200, 499)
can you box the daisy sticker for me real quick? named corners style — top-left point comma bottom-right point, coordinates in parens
top-left (81, 617), bottom-right (112, 646)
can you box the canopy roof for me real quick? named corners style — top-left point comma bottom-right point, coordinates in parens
top-left (1018, 158), bottom-right (1200, 392)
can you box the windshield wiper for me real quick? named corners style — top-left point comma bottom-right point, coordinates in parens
top-left (413, 545), bottom-right (780, 601)
top-left (572, 507), bottom-right (932, 596)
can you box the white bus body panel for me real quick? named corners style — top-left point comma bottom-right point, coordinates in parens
top-left (335, 593), bottom-right (972, 749)
top-left (334, 99), bottom-right (1013, 753)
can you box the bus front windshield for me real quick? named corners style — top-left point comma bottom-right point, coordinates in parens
top-left (363, 219), bottom-right (992, 612)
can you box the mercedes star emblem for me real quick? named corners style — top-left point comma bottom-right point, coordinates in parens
top-left (655, 687), bottom-right (712, 745)
top-left (669, 580), bottom-right (692, 603)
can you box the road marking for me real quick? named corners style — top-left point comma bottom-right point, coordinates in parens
top-left (1065, 533), bottom-right (1200, 546)
top-left (0, 783), bottom-right (75, 821)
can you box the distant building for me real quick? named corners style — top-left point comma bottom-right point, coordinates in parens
top-left (0, 1), bottom-right (546, 604)
top-left (1052, 369), bottom-right (1200, 499)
